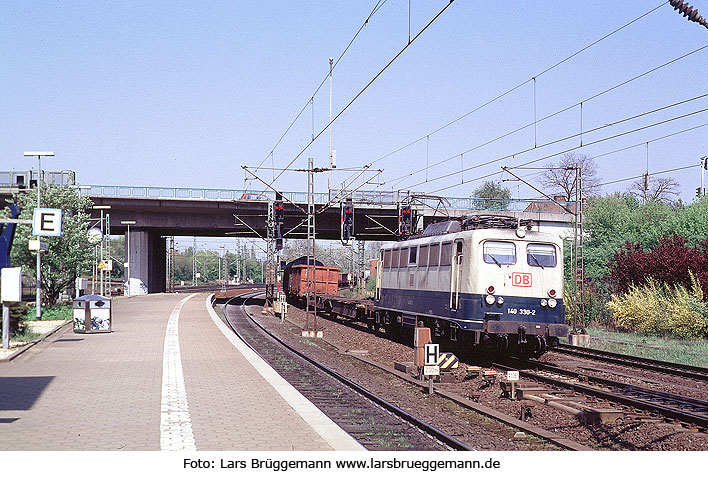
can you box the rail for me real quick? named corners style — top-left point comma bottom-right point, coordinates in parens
top-left (222, 291), bottom-right (473, 451)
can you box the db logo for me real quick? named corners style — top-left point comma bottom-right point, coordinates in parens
top-left (512, 272), bottom-right (532, 287)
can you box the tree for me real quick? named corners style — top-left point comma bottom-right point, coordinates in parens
top-left (471, 181), bottom-right (512, 210)
top-left (582, 194), bottom-right (708, 279)
top-left (539, 153), bottom-right (601, 201)
top-left (628, 175), bottom-right (680, 204)
top-left (606, 234), bottom-right (708, 298)
top-left (6, 184), bottom-right (94, 306)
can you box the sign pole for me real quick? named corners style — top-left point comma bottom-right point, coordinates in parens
top-left (423, 342), bottom-right (440, 395)
top-left (25, 151), bottom-right (55, 320)
top-left (1, 302), bottom-right (9, 349)
top-left (35, 154), bottom-right (42, 320)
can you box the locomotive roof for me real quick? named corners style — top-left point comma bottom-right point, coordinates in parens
top-left (380, 226), bottom-right (562, 250)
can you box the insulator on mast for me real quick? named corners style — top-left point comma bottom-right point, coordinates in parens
top-left (669, 0), bottom-right (708, 28)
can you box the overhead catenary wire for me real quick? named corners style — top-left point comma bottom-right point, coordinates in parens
top-left (382, 44), bottom-right (708, 189)
top-left (594, 163), bottom-right (698, 189)
top-left (420, 103), bottom-right (708, 195)
top-left (254, 0), bottom-right (390, 173)
top-left (391, 93), bottom-right (708, 192)
top-left (362, 1), bottom-right (669, 173)
top-left (432, 120), bottom-right (708, 196)
top-left (268, 0), bottom-right (457, 186)
top-left (487, 121), bottom-right (708, 179)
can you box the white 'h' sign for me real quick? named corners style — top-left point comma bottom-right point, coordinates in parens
top-left (424, 343), bottom-right (439, 366)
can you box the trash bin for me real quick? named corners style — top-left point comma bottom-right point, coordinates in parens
top-left (73, 294), bottom-right (112, 333)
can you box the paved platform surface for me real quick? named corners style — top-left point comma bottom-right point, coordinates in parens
top-left (0, 293), bottom-right (361, 451)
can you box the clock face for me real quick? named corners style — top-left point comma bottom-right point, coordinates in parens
top-left (87, 227), bottom-right (103, 245)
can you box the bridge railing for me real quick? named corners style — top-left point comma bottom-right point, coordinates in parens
top-left (0, 170), bottom-right (75, 189)
top-left (83, 185), bottom-right (338, 204)
top-left (0, 173), bottom-right (575, 213)
top-left (82, 184), bottom-right (573, 213)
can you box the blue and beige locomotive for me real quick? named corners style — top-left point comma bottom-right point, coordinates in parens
top-left (373, 216), bottom-right (568, 358)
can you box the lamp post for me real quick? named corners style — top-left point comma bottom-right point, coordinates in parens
top-left (328, 57), bottom-right (334, 199)
top-left (121, 221), bottom-right (136, 296)
top-left (92, 206), bottom-right (111, 296)
top-left (24, 151), bottom-right (54, 320)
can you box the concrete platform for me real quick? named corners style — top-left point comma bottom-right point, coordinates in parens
top-left (0, 292), bottom-right (362, 451)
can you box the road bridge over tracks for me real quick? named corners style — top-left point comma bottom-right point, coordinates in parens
top-left (2, 174), bottom-right (574, 293)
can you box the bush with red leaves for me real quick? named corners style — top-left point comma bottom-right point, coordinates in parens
top-left (606, 234), bottom-right (708, 297)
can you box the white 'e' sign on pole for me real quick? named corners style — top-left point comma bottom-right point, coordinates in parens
top-left (32, 208), bottom-right (63, 237)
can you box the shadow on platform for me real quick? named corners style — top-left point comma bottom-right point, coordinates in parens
top-left (0, 376), bottom-right (54, 410)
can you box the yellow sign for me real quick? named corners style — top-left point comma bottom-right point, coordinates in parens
top-left (97, 260), bottom-right (113, 271)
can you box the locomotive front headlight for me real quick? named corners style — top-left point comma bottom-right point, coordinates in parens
top-left (485, 295), bottom-right (495, 306)
top-left (540, 299), bottom-right (548, 307)
top-left (548, 298), bottom-right (557, 309)
top-left (496, 296), bottom-right (504, 306)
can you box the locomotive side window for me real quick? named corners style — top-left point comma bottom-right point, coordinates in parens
top-left (419, 245), bottom-right (429, 267)
top-left (429, 243), bottom-right (440, 266)
top-left (383, 249), bottom-right (392, 268)
top-left (392, 249), bottom-right (400, 268)
top-left (400, 248), bottom-right (409, 267)
top-left (483, 241), bottom-right (516, 265)
top-left (409, 247), bottom-right (417, 265)
top-left (440, 242), bottom-right (453, 266)
top-left (527, 243), bottom-right (557, 268)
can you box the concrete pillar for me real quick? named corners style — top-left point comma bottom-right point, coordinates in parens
top-left (129, 229), bottom-right (166, 293)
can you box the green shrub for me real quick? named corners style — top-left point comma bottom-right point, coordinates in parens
top-left (607, 273), bottom-right (708, 339)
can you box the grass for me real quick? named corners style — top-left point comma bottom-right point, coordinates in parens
top-left (574, 326), bottom-right (708, 367)
top-left (25, 303), bottom-right (73, 321)
top-left (9, 328), bottom-right (42, 345)
top-left (1, 303), bottom-right (72, 347)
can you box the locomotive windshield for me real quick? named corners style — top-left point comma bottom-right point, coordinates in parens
top-left (527, 243), bottom-right (557, 267)
top-left (483, 241), bottom-right (516, 265)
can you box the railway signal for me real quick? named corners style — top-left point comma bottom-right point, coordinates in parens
top-left (398, 203), bottom-right (415, 240)
top-left (341, 198), bottom-right (354, 246)
top-left (274, 199), bottom-right (284, 251)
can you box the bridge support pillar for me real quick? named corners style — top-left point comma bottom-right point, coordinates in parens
top-left (129, 229), bottom-right (166, 293)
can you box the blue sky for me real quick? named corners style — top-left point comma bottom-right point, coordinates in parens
top-left (2, 0), bottom-right (708, 205)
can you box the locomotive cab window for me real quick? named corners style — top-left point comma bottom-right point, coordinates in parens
top-left (440, 242), bottom-right (453, 266)
top-left (429, 243), bottom-right (440, 266)
top-left (527, 243), bottom-right (557, 268)
top-left (391, 249), bottom-right (400, 268)
top-left (400, 248), bottom-right (409, 267)
top-left (483, 241), bottom-right (516, 265)
top-left (409, 247), bottom-right (417, 265)
top-left (383, 249), bottom-right (392, 268)
top-left (419, 245), bottom-right (429, 267)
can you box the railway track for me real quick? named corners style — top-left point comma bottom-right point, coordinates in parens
top-left (221, 292), bottom-right (473, 451)
top-left (494, 359), bottom-right (708, 429)
top-left (230, 295), bottom-right (590, 451)
top-left (554, 344), bottom-right (708, 382)
top-left (175, 283), bottom-right (265, 294)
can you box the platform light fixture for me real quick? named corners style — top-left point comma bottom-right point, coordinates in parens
top-left (24, 151), bottom-right (54, 320)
